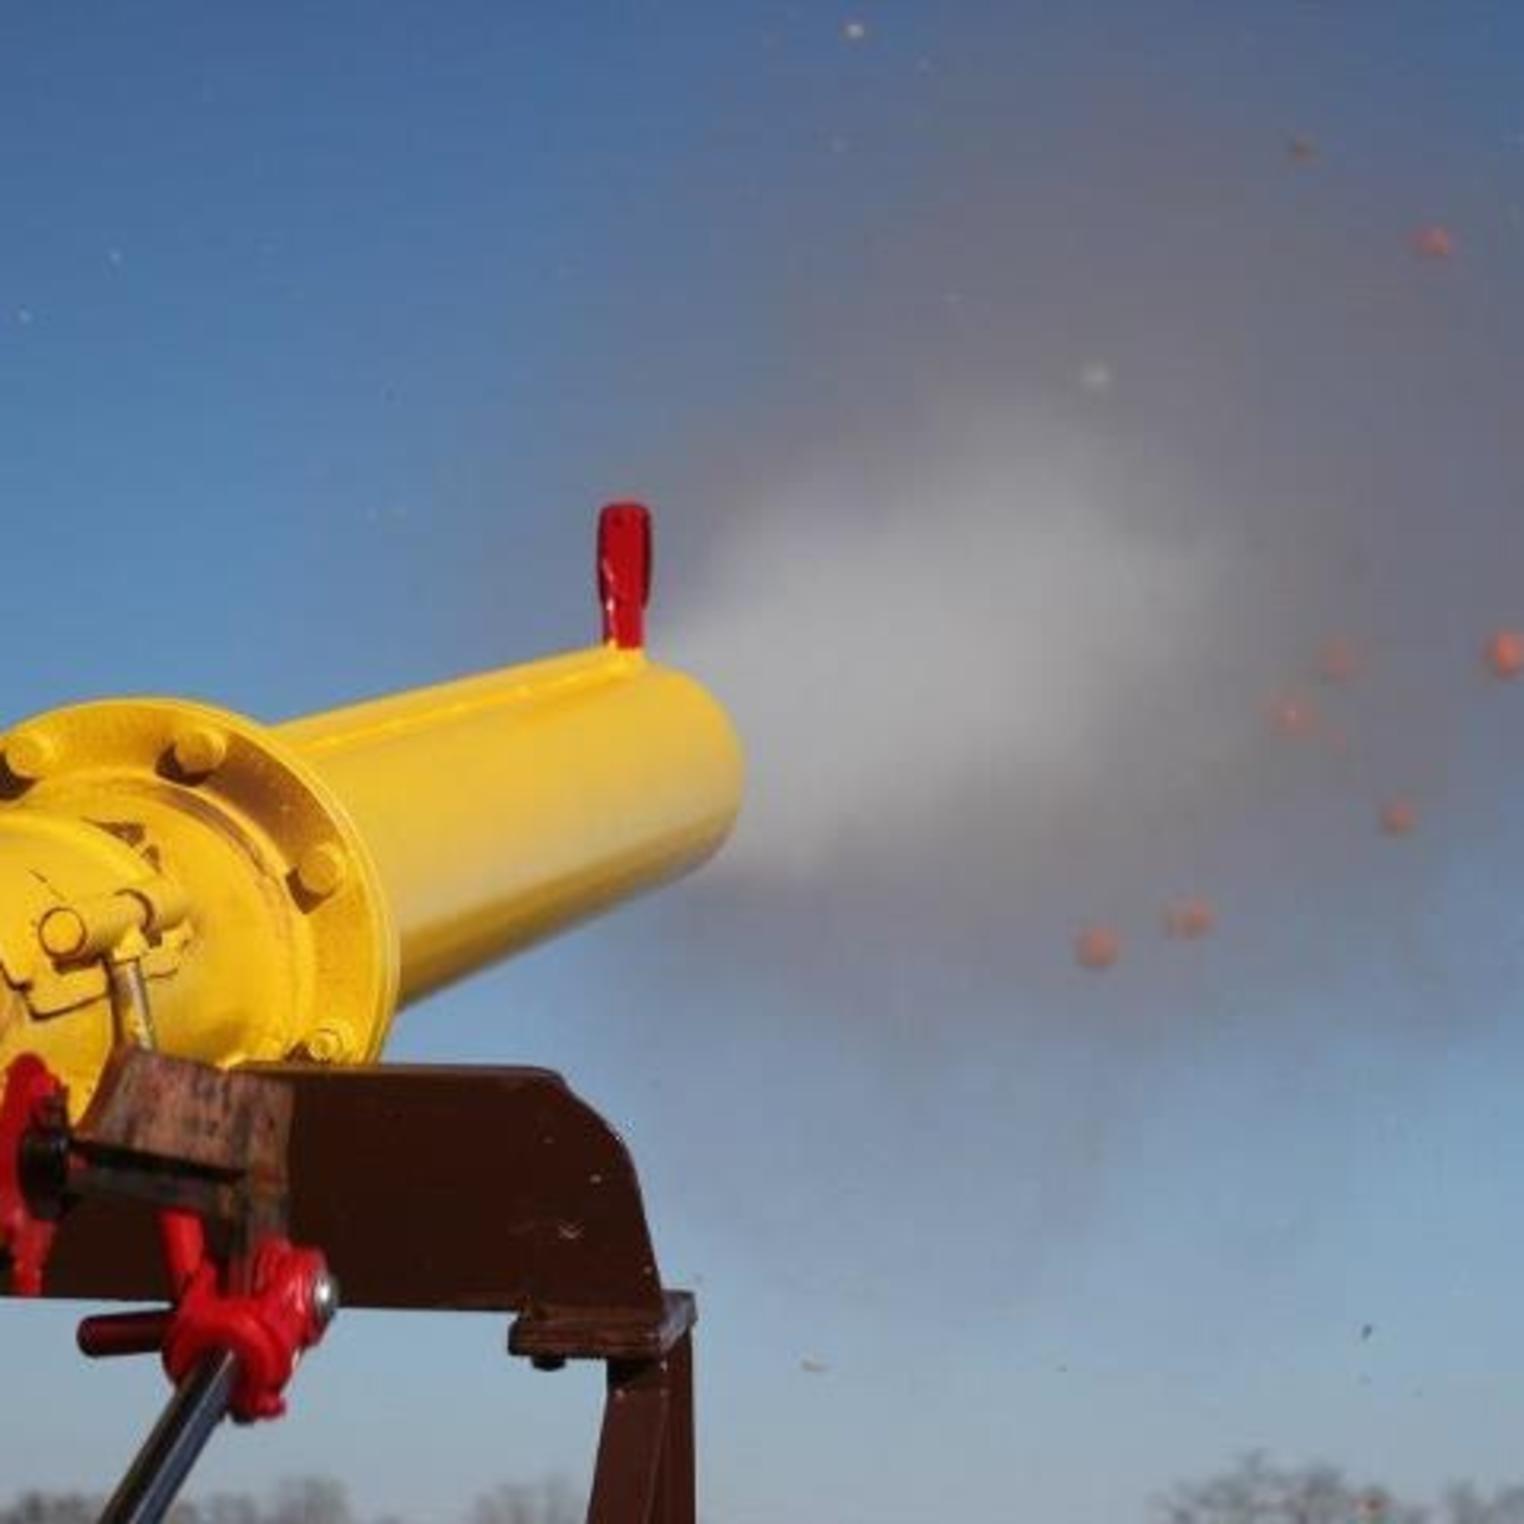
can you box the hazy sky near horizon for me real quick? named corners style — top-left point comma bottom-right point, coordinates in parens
top-left (5, 5), bottom-right (1524, 1522)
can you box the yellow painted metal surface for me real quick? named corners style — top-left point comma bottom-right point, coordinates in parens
top-left (0, 643), bottom-right (741, 1114)
top-left (278, 645), bottom-right (742, 1003)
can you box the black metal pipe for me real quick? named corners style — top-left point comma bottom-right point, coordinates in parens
top-left (97, 1348), bottom-right (239, 1524)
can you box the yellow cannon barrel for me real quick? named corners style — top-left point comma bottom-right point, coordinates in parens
top-left (277, 645), bottom-right (741, 1004)
top-left (0, 506), bottom-right (741, 1112)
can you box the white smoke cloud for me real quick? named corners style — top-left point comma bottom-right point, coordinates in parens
top-left (668, 407), bottom-right (1243, 890)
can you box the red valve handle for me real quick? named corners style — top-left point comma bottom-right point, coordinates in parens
top-left (162, 1236), bottom-right (334, 1422)
top-left (80, 1211), bottom-right (336, 1424)
top-left (598, 502), bottom-right (652, 649)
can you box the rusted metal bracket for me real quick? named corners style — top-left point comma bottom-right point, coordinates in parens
top-left (26, 1065), bottom-right (700, 1524)
top-left (23, 1046), bottom-right (293, 1264)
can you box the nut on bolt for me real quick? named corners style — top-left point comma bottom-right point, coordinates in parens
top-left (5, 728), bottom-right (57, 782)
top-left (37, 905), bottom-right (90, 959)
top-left (294, 842), bottom-right (347, 901)
top-left (305, 1024), bottom-right (354, 1064)
top-left (310, 1269), bottom-right (340, 1330)
top-left (171, 725), bottom-right (228, 780)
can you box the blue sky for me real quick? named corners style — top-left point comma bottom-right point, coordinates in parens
top-left (5, 5), bottom-right (1524, 1522)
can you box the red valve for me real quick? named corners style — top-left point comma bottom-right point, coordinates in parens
top-left (78, 1213), bottom-right (336, 1423)
top-left (162, 1235), bottom-right (335, 1421)
top-left (0, 1054), bottom-right (66, 1295)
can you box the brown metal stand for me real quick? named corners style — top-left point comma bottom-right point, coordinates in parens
top-left (27, 1065), bottom-right (698, 1524)
top-left (584, 1339), bottom-right (694, 1524)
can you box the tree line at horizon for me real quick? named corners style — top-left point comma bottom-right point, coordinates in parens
top-left (7, 1455), bottom-right (1524, 1524)
top-left (0, 1475), bottom-right (578, 1524)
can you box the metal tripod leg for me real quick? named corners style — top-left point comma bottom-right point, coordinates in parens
top-left (586, 1331), bottom-right (695, 1524)
top-left (98, 1349), bottom-right (240, 1524)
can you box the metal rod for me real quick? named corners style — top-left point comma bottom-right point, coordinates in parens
top-left (107, 959), bottom-right (157, 1050)
top-left (98, 1348), bottom-right (239, 1524)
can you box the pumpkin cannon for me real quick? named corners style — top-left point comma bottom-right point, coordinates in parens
top-left (0, 504), bottom-right (741, 1524)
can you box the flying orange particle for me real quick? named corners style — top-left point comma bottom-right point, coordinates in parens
top-left (1287, 135), bottom-right (1318, 164)
top-left (1270, 694), bottom-right (1318, 738)
top-left (1411, 223), bottom-right (1456, 260)
top-left (1164, 898), bottom-right (1216, 940)
top-left (1317, 636), bottom-right (1361, 684)
top-left (1486, 628), bottom-right (1524, 679)
top-left (1075, 925), bottom-right (1121, 971)
top-left (1380, 797), bottom-right (1418, 837)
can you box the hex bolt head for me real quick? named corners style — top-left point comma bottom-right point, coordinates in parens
top-left (310, 1269), bottom-right (341, 1330)
top-left (305, 1024), bottom-right (353, 1064)
top-left (294, 842), bottom-right (347, 901)
top-left (38, 906), bottom-right (88, 959)
top-left (171, 725), bottom-right (229, 780)
top-left (6, 729), bottom-right (57, 782)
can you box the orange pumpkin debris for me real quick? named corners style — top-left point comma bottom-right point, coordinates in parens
top-left (1164, 898), bottom-right (1216, 940)
top-left (1486, 629), bottom-right (1524, 679)
top-left (1075, 925), bottom-right (1121, 971)
top-left (1411, 224), bottom-right (1455, 260)
top-left (1270, 694), bottom-right (1318, 738)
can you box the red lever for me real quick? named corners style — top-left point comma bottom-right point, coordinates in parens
top-left (162, 1236), bottom-right (335, 1422)
top-left (79, 1221), bottom-right (336, 1424)
top-left (78, 1308), bottom-right (172, 1359)
top-left (598, 502), bottom-right (652, 649)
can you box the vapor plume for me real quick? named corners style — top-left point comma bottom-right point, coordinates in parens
top-left (668, 407), bottom-right (1239, 891)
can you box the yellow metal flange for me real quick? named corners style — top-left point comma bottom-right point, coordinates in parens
top-left (0, 697), bottom-right (399, 1112)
